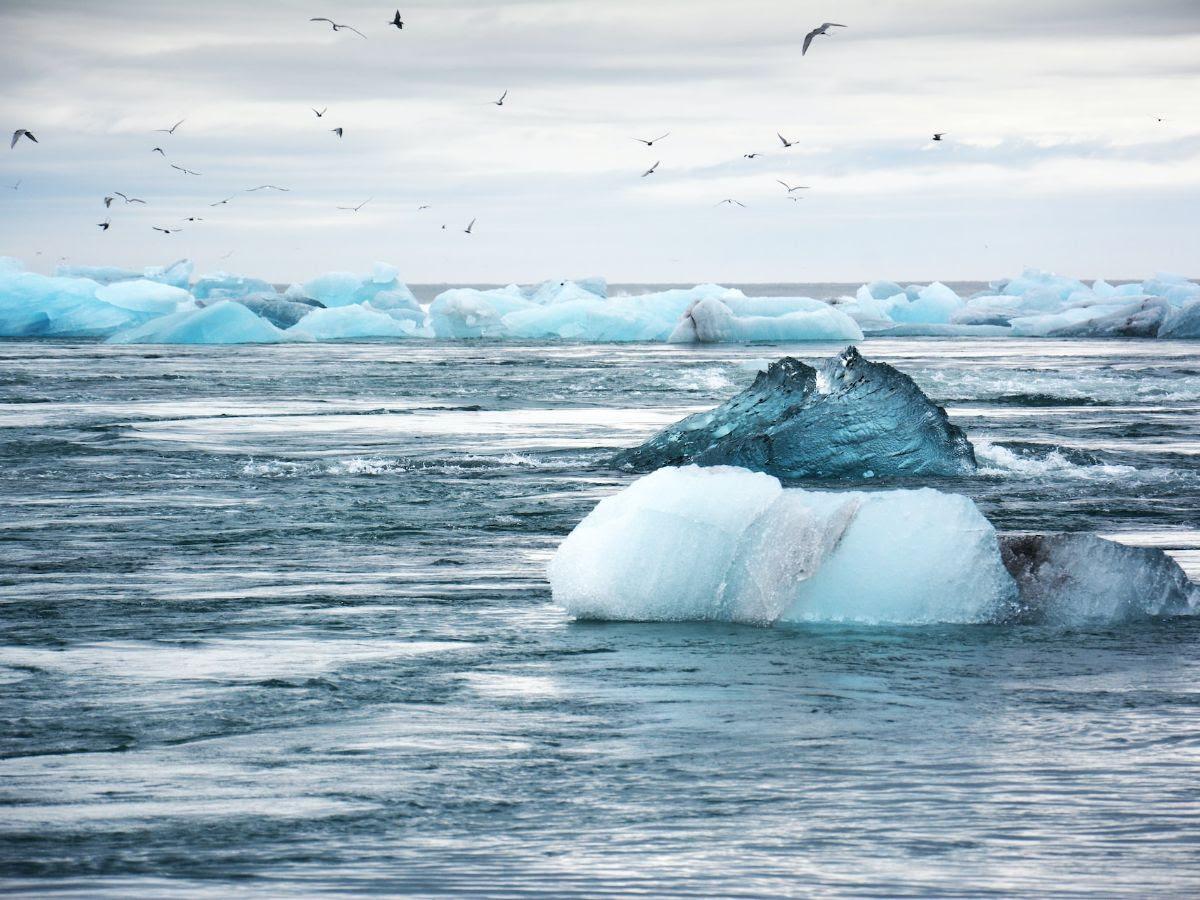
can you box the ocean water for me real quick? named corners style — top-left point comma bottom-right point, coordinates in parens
top-left (2, 336), bottom-right (1199, 897)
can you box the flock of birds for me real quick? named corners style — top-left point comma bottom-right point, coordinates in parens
top-left (6, 12), bottom-right (987, 252)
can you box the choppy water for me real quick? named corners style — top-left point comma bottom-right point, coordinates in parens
top-left (2, 337), bottom-right (1199, 897)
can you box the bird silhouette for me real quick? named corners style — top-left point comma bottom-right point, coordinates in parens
top-left (210, 196), bottom-right (235, 206)
top-left (152, 226), bottom-right (181, 234)
top-left (743, 152), bottom-right (763, 158)
top-left (493, 90), bottom-right (507, 106)
top-left (802, 23), bottom-right (846, 56)
top-left (313, 107), bottom-right (327, 117)
top-left (310, 18), bottom-right (367, 38)
top-left (633, 132), bottom-right (669, 146)
top-left (932, 133), bottom-right (946, 141)
top-left (337, 197), bottom-right (372, 212)
top-left (103, 196), bottom-right (114, 207)
top-left (464, 218), bottom-right (476, 234)
top-left (776, 180), bottom-right (810, 192)
top-left (332, 127), bottom-right (343, 137)
top-left (114, 192), bottom-right (146, 204)
top-left (97, 219), bottom-right (111, 231)
top-left (245, 185), bottom-right (290, 192)
top-left (641, 160), bottom-right (660, 177)
top-left (777, 133), bottom-right (796, 148)
top-left (10, 129), bottom-right (38, 149)
top-left (715, 199), bottom-right (746, 207)
top-left (390, 10), bottom-right (404, 29)
top-left (155, 119), bottom-right (185, 134)
top-left (170, 164), bottom-right (202, 175)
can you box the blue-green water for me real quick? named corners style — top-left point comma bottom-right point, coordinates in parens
top-left (2, 337), bottom-right (1199, 896)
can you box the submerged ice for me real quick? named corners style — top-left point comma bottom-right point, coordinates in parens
top-left (614, 347), bottom-right (976, 478)
top-left (549, 466), bottom-right (1199, 627)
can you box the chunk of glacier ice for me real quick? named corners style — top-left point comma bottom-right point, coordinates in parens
top-left (108, 300), bottom-right (288, 344)
top-left (302, 263), bottom-right (418, 308)
top-left (999, 533), bottom-right (1198, 624)
top-left (54, 259), bottom-right (193, 289)
top-left (192, 272), bottom-right (275, 300)
top-left (428, 287), bottom-right (535, 338)
top-left (614, 347), bottom-right (976, 477)
top-left (548, 466), bottom-right (1018, 625)
top-left (667, 296), bottom-right (863, 343)
top-left (286, 302), bottom-right (425, 340)
top-left (1158, 299), bottom-right (1200, 339)
top-left (94, 280), bottom-right (190, 314)
top-left (232, 293), bottom-right (324, 329)
top-left (0, 268), bottom-right (144, 336)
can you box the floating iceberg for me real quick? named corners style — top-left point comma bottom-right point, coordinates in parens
top-left (287, 302), bottom-right (426, 340)
top-left (232, 293), bottom-right (323, 329)
top-left (301, 262), bottom-right (418, 309)
top-left (0, 267), bottom-right (152, 337)
top-left (549, 466), bottom-right (1018, 625)
top-left (667, 296), bottom-right (863, 343)
top-left (192, 271), bottom-right (276, 300)
top-left (54, 259), bottom-right (193, 289)
top-left (550, 467), bottom-right (1199, 627)
top-left (108, 300), bottom-right (288, 344)
top-left (999, 534), bottom-right (1199, 624)
top-left (614, 347), bottom-right (976, 478)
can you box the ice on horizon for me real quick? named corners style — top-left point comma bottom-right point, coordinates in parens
top-left (0, 257), bottom-right (1198, 343)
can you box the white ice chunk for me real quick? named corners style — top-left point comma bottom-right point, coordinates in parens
top-left (108, 300), bottom-right (288, 344)
top-left (287, 302), bottom-right (424, 340)
top-left (667, 296), bottom-right (863, 343)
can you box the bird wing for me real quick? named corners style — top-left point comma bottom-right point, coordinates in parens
top-left (776, 180), bottom-right (791, 190)
top-left (777, 133), bottom-right (789, 146)
top-left (114, 192), bottom-right (128, 200)
top-left (11, 130), bottom-right (23, 149)
top-left (310, 17), bottom-right (334, 24)
top-left (171, 119), bottom-right (184, 131)
top-left (343, 25), bottom-right (368, 38)
top-left (802, 30), bottom-right (815, 55)
top-left (652, 132), bottom-right (670, 142)
top-left (499, 90), bottom-right (507, 101)
top-left (823, 23), bottom-right (847, 28)
top-left (466, 218), bottom-right (475, 231)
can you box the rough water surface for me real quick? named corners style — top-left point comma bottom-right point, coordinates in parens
top-left (2, 336), bottom-right (1200, 897)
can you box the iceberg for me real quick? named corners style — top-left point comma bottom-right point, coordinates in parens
top-left (614, 347), bottom-right (976, 478)
top-left (192, 271), bottom-right (275, 300)
top-left (301, 262), bottom-right (418, 308)
top-left (108, 300), bottom-right (288, 344)
top-left (232, 293), bottom-right (324, 329)
top-left (667, 296), bottom-right (863, 343)
top-left (54, 259), bottom-right (193, 289)
top-left (1159, 300), bottom-right (1200, 339)
top-left (286, 302), bottom-right (425, 340)
top-left (0, 267), bottom-right (146, 337)
top-left (549, 466), bottom-right (1018, 625)
top-left (428, 287), bottom-right (535, 339)
top-left (999, 534), bottom-right (1199, 624)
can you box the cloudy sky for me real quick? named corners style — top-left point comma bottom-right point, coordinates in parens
top-left (1, 0), bottom-right (1197, 283)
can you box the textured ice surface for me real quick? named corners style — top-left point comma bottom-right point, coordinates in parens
top-left (667, 296), bottom-right (863, 343)
top-left (232, 293), bottom-right (323, 329)
top-left (53, 259), bottom-right (193, 289)
top-left (108, 300), bottom-right (288, 344)
top-left (549, 466), bottom-right (1018, 625)
top-left (287, 302), bottom-right (425, 340)
top-left (192, 272), bottom-right (275, 300)
top-left (302, 263), bottom-right (418, 308)
top-left (0, 269), bottom-right (144, 337)
top-left (1000, 534), bottom-right (1199, 624)
top-left (615, 347), bottom-right (976, 478)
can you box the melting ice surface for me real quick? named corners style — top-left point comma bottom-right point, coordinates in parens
top-left (1, 256), bottom-right (1196, 342)
top-left (550, 466), bottom-right (1199, 626)
top-left (614, 347), bottom-right (976, 477)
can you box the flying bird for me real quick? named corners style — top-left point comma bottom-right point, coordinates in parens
top-left (103, 195), bottom-right (114, 207)
top-left (152, 226), bottom-right (181, 234)
top-left (932, 133), bottom-right (946, 141)
top-left (777, 133), bottom-right (796, 148)
top-left (9, 179), bottom-right (20, 190)
top-left (313, 107), bottom-right (327, 117)
top-left (170, 164), bottom-right (202, 175)
top-left (776, 180), bottom-right (810, 192)
top-left (464, 218), bottom-right (476, 234)
top-left (389, 10), bottom-right (404, 29)
top-left (114, 192), bottom-right (146, 204)
top-left (210, 195), bottom-right (235, 206)
top-left (641, 160), bottom-right (660, 177)
top-left (743, 152), bottom-right (763, 159)
top-left (220, 250), bottom-right (235, 260)
top-left (97, 219), bottom-right (111, 231)
top-left (10, 129), bottom-right (38, 149)
top-left (245, 185), bottom-right (290, 192)
top-left (493, 90), bottom-right (507, 106)
top-left (156, 119), bottom-right (185, 134)
top-left (181, 216), bottom-right (204, 222)
top-left (633, 132), bottom-right (669, 147)
top-left (802, 22), bottom-right (846, 56)
top-left (310, 17), bottom-right (367, 38)
top-left (152, 147), bottom-right (165, 155)
top-left (788, 195), bottom-right (806, 202)
top-left (337, 197), bottom-right (372, 211)
top-left (715, 199), bottom-right (746, 207)
top-left (331, 127), bottom-right (343, 137)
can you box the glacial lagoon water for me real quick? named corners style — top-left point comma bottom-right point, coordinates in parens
top-left (2, 336), bottom-right (1200, 896)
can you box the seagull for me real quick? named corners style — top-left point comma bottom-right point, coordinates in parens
top-left (331, 127), bottom-right (343, 137)
top-left (220, 249), bottom-right (235, 260)
top-left (777, 133), bottom-right (796, 148)
top-left (776, 180), bottom-right (810, 192)
top-left (170, 164), bottom-right (202, 175)
top-left (743, 152), bottom-right (763, 158)
top-left (464, 218), bottom-right (476, 234)
top-left (389, 10), bottom-right (403, 29)
top-left (337, 197), bottom-right (372, 211)
top-left (156, 119), bottom-right (185, 134)
top-left (715, 199), bottom-right (746, 207)
top-left (9, 179), bottom-right (20, 190)
top-left (493, 90), bottom-right (507, 106)
top-left (633, 132), bottom-right (669, 146)
top-left (932, 133), bottom-right (946, 141)
top-left (417, 205), bottom-right (431, 210)
top-left (802, 22), bottom-right (846, 56)
top-left (313, 107), bottom-right (327, 117)
top-left (152, 226), bottom-right (181, 234)
top-left (10, 129), bottom-right (38, 149)
top-left (181, 216), bottom-right (204, 222)
top-left (114, 192), bottom-right (146, 204)
top-left (641, 160), bottom-right (660, 177)
top-left (788, 195), bottom-right (806, 202)
top-left (310, 17), bottom-right (367, 38)
top-left (245, 185), bottom-right (290, 192)
top-left (152, 147), bottom-right (165, 155)
top-left (103, 195), bottom-right (114, 207)
top-left (97, 219), bottom-right (111, 231)
top-left (210, 195), bottom-right (235, 206)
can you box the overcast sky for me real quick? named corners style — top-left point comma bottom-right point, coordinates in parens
top-left (1, 0), bottom-right (1197, 283)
